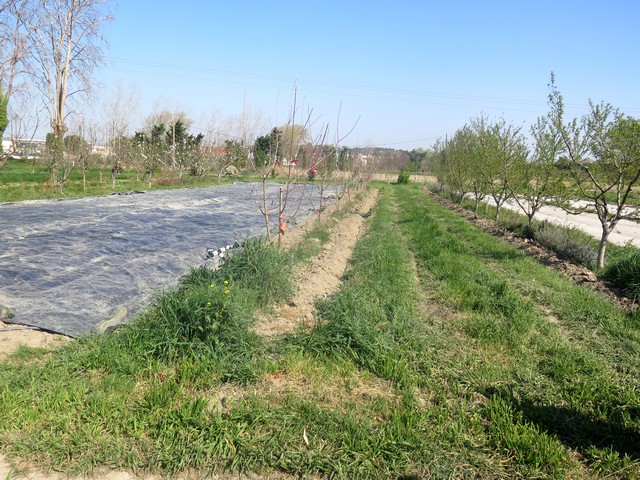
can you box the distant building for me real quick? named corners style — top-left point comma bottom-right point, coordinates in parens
top-left (2, 138), bottom-right (109, 158)
top-left (2, 138), bottom-right (47, 158)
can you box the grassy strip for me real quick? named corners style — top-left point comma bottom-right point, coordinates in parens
top-left (0, 238), bottom-right (293, 473)
top-left (0, 159), bottom-right (242, 202)
top-left (459, 193), bottom-right (638, 270)
top-left (290, 186), bottom-right (428, 389)
top-left (396, 184), bottom-right (640, 477)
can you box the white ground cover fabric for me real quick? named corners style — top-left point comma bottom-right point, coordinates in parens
top-left (0, 182), bottom-right (328, 336)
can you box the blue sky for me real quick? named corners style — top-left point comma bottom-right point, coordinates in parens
top-left (97, 1), bottom-right (640, 149)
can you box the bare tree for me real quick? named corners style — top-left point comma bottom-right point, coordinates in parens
top-left (25, 0), bottom-right (111, 186)
top-left (308, 106), bottom-right (360, 225)
top-left (0, 0), bottom-right (36, 151)
top-left (252, 91), bottom-right (316, 240)
top-left (101, 83), bottom-right (138, 186)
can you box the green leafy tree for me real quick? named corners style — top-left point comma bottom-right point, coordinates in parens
top-left (451, 125), bottom-right (485, 213)
top-left (407, 148), bottom-right (428, 172)
top-left (253, 132), bottom-right (274, 167)
top-left (433, 130), bottom-right (474, 204)
top-left (338, 146), bottom-right (351, 170)
top-left (472, 115), bottom-right (528, 221)
top-left (509, 115), bottom-right (563, 227)
top-left (224, 139), bottom-right (248, 169)
top-left (549, 75), bottom-right (640, 267)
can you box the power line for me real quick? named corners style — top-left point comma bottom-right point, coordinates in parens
top-left (104, 56), bottom-right (561, 110)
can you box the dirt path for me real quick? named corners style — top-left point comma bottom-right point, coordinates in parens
top-left (254, 187), bottom-right (379, 337)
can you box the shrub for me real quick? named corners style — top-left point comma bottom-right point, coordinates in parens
top-left (499, 216), bottom-right (533, 239)
top-left (397, 170), bottom-right (410, 184)
top-left (534, 222), bottom-right (596, 268)
top-left (533, 222), bottom-right (568, 251)
top-left (556, 242), bottom-right (597, 269)
top-left (603, 252), bottom-right (640, 299)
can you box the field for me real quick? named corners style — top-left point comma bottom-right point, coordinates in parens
top-left (0, 159), bottom-right (240, 202)
top-left (1, 183), bottom-right (639, 479)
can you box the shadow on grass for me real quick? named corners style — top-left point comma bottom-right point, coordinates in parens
top-left (491, 389), bottom-right (640, 459)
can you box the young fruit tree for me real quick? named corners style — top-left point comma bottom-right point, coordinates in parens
top-left (472, 115), bottom-right (528, 222)
top-left (548, 75), bottom-right (640, 268)
top-left (508, 114), bottom-right (564, 227)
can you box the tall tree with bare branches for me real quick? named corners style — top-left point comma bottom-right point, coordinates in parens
top-left (24, 0), bottom-right (111, 185)
top-left (0, 0), bottom-right (36, 151)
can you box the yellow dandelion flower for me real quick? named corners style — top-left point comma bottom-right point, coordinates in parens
top-left (224, 289), bottom-right (231, 295)
top-left (224, 280), bottom-right (229, 285)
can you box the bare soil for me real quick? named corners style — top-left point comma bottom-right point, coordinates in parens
top-left (0, 321), bottom-right (69, 361)
top-left (254, 187), bottom-right (379, 337)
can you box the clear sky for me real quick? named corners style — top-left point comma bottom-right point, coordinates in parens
top-left (96, 0), bottom-right (640, 150)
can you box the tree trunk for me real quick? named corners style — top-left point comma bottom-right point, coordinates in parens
top-left (262, 177), bottom-right (271, 239)
top-left (597, 228), bottom-right (611, 269)
top-left (527, 213), bottom-right (534, 227)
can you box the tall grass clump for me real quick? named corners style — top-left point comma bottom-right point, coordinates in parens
top-left (603, 251), bottom-right (640, 300)
top-left (216, 236), bottom-right (295, 305)
top-left (61, 237), bottom-right (294, 383)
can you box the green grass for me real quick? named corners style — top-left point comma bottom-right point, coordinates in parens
top-left (0, 159), bottom-right (236, 202)
top-left (395, 184), bottom-right (640, 478)
top-left (1, 184), bottom-right (640, 478)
